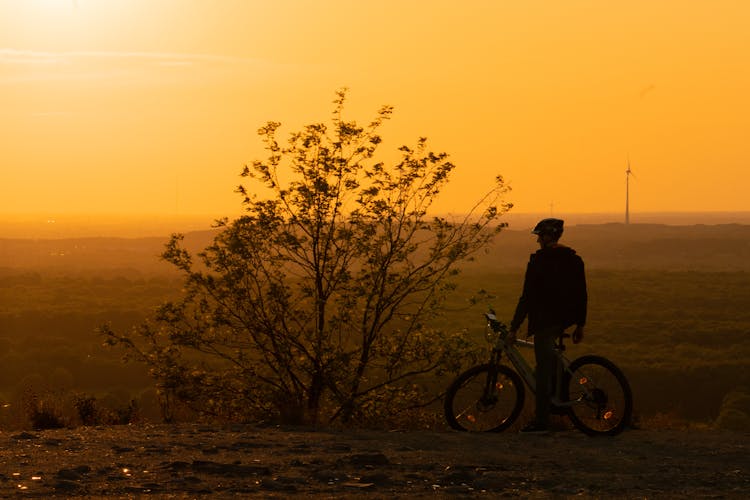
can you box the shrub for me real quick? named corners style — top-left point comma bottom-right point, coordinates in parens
top-left (103, 90), bottom-right (509, 426)
top-left (715, 388), bottom-right (750, 431)
top-left (25, 394), bottom-right (66, 430)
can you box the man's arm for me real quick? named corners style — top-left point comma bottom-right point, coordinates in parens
top-left (572, 325), bottom-right (584, 344)
top-left (572, 256), bottom-right (587, 344)
top-left (509, 260), bottom-right (533, 337)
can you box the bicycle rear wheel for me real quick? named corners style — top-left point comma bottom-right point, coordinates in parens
top-left (444, 364), bottom-right (524, 432)
top-left (562, 355), bottom-right (632, 436)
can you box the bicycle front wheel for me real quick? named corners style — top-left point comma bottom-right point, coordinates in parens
top-left (562, 355), bottom-right (633, 436)
top-left (444, 364), bottom-right (525, 432)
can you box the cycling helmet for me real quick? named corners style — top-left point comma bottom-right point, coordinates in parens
top-left (532, 218), bottom-right (564, 238)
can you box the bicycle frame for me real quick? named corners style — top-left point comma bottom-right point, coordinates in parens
top-left (444, 311), bottom-right (632, 435)
top-left (485, 312), bottom-right (576, 408)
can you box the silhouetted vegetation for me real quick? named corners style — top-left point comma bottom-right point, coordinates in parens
top-left (715, 387), bottom-right (750, 431)
top-left (103, 90), bottom-right (510, 426)
top-left (26, 392), bottom-right (66, 430)
top-left (1, 223), bottom-right (749, 430)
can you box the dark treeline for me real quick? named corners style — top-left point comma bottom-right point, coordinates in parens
top-left (4, 222), bottom-right (750, 272)
top-left (0, 223), bottom-right (748, 428)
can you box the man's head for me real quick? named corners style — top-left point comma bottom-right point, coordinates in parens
top-left (532, 218), bottom-right (564, 248)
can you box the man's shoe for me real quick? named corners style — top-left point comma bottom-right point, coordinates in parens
top-left (520, 422), bottom-right (549, 434)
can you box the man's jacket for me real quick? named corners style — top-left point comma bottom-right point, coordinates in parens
top-left (510, 245), bottom-right (587, 334)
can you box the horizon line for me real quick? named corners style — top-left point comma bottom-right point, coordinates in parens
top-left (2, 209), bottom-right (750, 218)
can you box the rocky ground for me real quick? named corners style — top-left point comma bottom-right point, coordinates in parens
top-left (0, 424), bottom-right (748, 498)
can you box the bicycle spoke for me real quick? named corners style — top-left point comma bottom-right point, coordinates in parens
top-left (564, 355), bottom-right (632, 436)
top-left (455, 405), bottom-right (478, 423)
top-left (444, 364), bottom-right (524, 432)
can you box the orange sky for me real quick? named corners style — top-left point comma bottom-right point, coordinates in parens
top-left (1, 0), bottom-right (749, 218)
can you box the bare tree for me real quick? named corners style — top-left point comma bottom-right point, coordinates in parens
top-left (104, 90), bottom-right (511, 426)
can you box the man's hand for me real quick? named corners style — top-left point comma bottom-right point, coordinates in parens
top-left (572, 325), bottom-right (584, 344)
top-left (507, 328), bottom-right (518, 345)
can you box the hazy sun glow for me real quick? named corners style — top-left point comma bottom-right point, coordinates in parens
top-left (18, 0), bottom-right (75, 13)
top-left (31, 0), bottom-right (75, 8)
top-left (1, 0), bottom-right (749, 219)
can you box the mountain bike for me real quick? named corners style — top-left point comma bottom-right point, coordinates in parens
top-left (444, 310), bottom-right (632, 436)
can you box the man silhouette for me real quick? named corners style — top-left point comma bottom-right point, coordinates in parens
top-left (509, 218), bottom-right (587, 434)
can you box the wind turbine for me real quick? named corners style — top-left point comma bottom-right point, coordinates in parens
top-left (625, 157), bottom-right (635, 225)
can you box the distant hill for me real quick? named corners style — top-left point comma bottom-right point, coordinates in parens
top-left (466, 223), bottom-right (750, 272)
top-left (502, 211), bottom-right (750, 229)
top-left (3, 212), bottom-right (750, 239)
top-left (0, 231), bottom-right (217, 275)
top-left (2, 223), bottom-right (750, 274)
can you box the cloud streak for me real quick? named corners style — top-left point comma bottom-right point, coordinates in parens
top-left (0, 48), bottom-right (293, 85)
top-left (0, 48), bottom-right (268, 67)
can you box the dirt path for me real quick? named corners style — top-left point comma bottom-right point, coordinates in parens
top-left (1, 424), bottom-right (748, 497)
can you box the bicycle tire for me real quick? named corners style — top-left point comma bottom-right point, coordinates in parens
top-left (562, 355), bottom-right (633, 436)
top-left (444, 364), bottom-right (525, 432)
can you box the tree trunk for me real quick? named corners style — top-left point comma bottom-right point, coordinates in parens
top-left (307, 370), bottom-right (324, 425)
